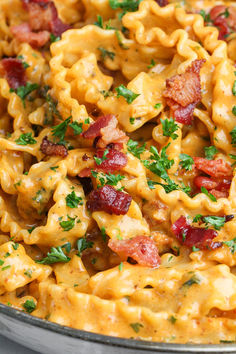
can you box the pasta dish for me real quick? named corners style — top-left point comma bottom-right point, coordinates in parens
top-left (0, 0), bottom-right (236, 345)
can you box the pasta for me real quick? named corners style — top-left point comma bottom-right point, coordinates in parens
top-left (0, 0), bottom-right (236, 345)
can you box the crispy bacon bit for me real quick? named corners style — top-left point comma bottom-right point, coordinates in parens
top-left (83, 115), bottom-right (128, 149)
top-left (163, 59), bottom-right (205, 125)
top-left (95, 149), bottom-right (127, 173)
top-left (155, 0), bottom-right (168, 7)
top-left (0, 58), bottom-right (26, 89)
top-left (40, 136), bottom-right (68, 157)
top-left (194, 176), bottom-right (231, 199)
top-left (78, 168), bottom-right (92, 178)
top-left (108, 236), bottom-right (161, 268)
top-left (87, 185), bottom-right (132, 215)
top-left (193, 158), bottom-right (232, 178)
top-left (11, 23), bottom-right (50, 48)
top-left (171, 216), bottom-right (221, 250)
top-left (209, 6), bottom-right (236, 40)
top-left (11, 0), bottom-right (70, 47)
top-left (194, 176), bottom-right (217, 190)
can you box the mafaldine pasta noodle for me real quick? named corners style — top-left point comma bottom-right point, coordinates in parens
top-left (0, 0), bottom-right (236, 345)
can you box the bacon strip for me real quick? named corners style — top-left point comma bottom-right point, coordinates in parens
top-left (0, 58), bottom-right (26, 89)
top-left (193, 158), bottom-right (232, 178)
top-left (209, 6), bottom-right (236, 40)
top-left (87, 185), bottom-right (132, 215)
top-left (163, 59), bottom-right (205, 125)
top-left (108, 236), bottom-right (161, 268)
top-left (40, 136), bottom-right (68, 157)
top-left (194, 176), bottom-right (231, 199)
top-left (11, 0), bottom-right (70, 47)
top-left (95, 149), bottom-right (127, 173)
top-left (82, 115), bottom-right (128, 149)
top-left (171, 216), bottom-right (221, 250)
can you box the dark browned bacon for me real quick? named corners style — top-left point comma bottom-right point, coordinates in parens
top-left (87, 185), bottom-right (132, 215)
top-left (194, 158), bottom-right (233, 178)
top-left (95, 149), bottom-right (128, 173)
top-left (108, 235), bottom-right (161, 268)
top-left (40, 136), bottom-right (68, 157)
top-left (163, 59), bottom-right (205, 125)
top-left (155, 0), bottom-right (168, 6)
top-left (0, 58), bottom-right (26, 89)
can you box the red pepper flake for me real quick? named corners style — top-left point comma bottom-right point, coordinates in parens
top-left (0, 58), bottom-right (26, 89)
top-left (108, 236), bottom-right (161, 268)
top-left (87, 185), bottom-right (132, 215)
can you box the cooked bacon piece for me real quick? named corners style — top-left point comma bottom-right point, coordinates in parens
top-left (11, 0), bottom-right (70, 47)
top-left (108, 236), bottom-right (161, 268)
top-left (40, 136), bottom-right (68, 157)
top-left (0, 58), bottom-right (26, 89)
top-left (155, 0), bottom-right (168, 7)
top-left (82, 115), bottom-right (113, 139)
top-left (78, 168), bottom-right (92, 178)
top-left (95, 149), bottom-right (127, 173)
top-left (83, 115), bottom-right (128, 149)
top-left (87, 185), bottom-right (132, 215)
top-left (163, 59), bottom-right (205, 125)
top-left (194, 176), bottom-right (231, 199)
top-left (22, 0), bottom-right (70, 36)
top-left (11, 23), bottom-right (50, 48)
top-left (193, 158), bottom-right (232, 178)
top-left (171, 216), bottom-right (221, 250)
top-left (209, 6), bottom-right (236, 40)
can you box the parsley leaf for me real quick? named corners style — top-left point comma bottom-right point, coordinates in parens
top-left (60, 215), bottom-right (76, 231)
top-left (51, 116), bottom-right (71, 142)
top-left (201, 186), bottom-right (217, 202)
top-left (10, 82), bottom-right (39, 107)
top-left (66, 191), bottom-right (83, 208)
top-left (23, 299), bottom-right (36, 313)
top-left (15, 132), bottom-right (37, 145)
top-left (202, 215), bottom-right (225, 230)
top-left (101, 226), bottom-right (107, 242)
top-left (17, 55), bottom-right (30, 69)
top-left (223, 238), bottom-right (236, 254)
top-left (143, 144), bottom-right (174, 181)
top-left (230, 127), bottom-right (236, 146)
top-left (115, 84), bottom-right (140, 104)
top-left (232, 80), bottom-right (236, 96)
top-left (147, 59), bottom-right (156, 68)
top-left (69, 121), bottom-right (83, 135)
top-left (50, 33), bottom-right (60, 43)
top-left (95, 172), bottom-right (125, 188)
top-left (204, 145), bottom-right (218, 160)
top-left (232, 106), bottom-right (236, 116)
top-left (193, 214), bottom-right (202, 223)
top-left (109, 0), bottom-right (142, 12)
top-left (36, 246), bottom-right (70, 264)
top-left (154, 103), bottom-right (161, 109)
top-left (160, 118), bottom-right (178, 140)
top-left (129, 117), bottom-right (135, 124)
top-left (115, 30), bottom-right (129, 49)
top-left (127, 139), bottom-right (146, 159)
top-left (94, 149), bottom-right (109, 165)
top-left (130, 322), bottom-right (144, 333)
top-left (118, 262), bottom-right (123, 271)
top-left (182, 274), bottom-right (201, 287)
top-left (98, 47), bottom-right (115, 61)
top-left (44, 93), bottom-right (62, 124)
top-left (94, 15), bottom-right (103, 28)
top-left (179, 153), bottom-right (194, 171)
top-left (77, 237), bottom-right (94, 257)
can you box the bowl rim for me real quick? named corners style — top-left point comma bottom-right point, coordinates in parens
top-left (0, 303), bottom-right (236, 353)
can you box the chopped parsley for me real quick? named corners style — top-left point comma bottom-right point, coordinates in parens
top-left (60, 215), bottom-right (77, 231)
top-left (230, 127), bottom-right (236, 146)
top-left (109, 0), bottom-right (142, 12)
top-left (0, 260), bottom-right (4, 266)
top-left (69, 121), bottom-right (83, 135)
top-left (193, 214), bottom-right (202, 223)
top-left (94, 149), bottom-right (109, 165)
top-left (182, 274), bottom-right (201, 288)
top-left (147, 59), bottom-right (156, 68)
top-left (129, 117), bottom-right (135, 125)
top-left (179, 153), bottom-right (194, 171)
top-left (118, 262), bottom-right (123, 271)
top-left (232, 80), bottom-right (236, 96)
top-left (115, 84), bottom-right (140, 104)
top-left (94, 15), bottom-right (104, 28)
top-left (154, 103), bottom-right (161, 109)
top-left (232, 106), bottom-right (236, 116)
top-left (50, 33), bottom-right (60, 43)
top-left (77, 237), bottom-right (94, 257)
top-left (12, 242), bottom-right (19, 250)
top-left (101, 226), bottom-right (107, 242)
top-left (24, 269), bottom-right (32, 278)
top-left (115, 30), bottom-right (129, 49)
top-left (169, 315), bottom-right (177, 324)
top-left (66, 191), bottom-right (83, 208)
top-left (51, 116), bottom-right (71, 142)
top-left (92, 171), bottom-right (125, 188)
top-left (17, 55), bottom-right (30, 69)
top-left (23, 299), bottom-right (36, 313)
top-left (223, 238), bottom-right (236, 254)
top-left (98, 47), bottom-right (115, 61)
top-left (61, 242), bottom-right (71, 254)
top-left (199, 9), bottom-right (211, 22)
top-left (28, 226), bottom-right (36, 234)
top-left (147, 180), bottom-right (159, 190)
top-left (10, 82), bottom-right (39, 107)
top-left (192, 246), bottom-right (200, 252)
top-left (32, 188), bottom-right (45, 204)
top-left (50, 166), bottom-right (59, 172)
top-left (15, 132), bottom-right (36, 145)
top-left (202, 215), bottom-right (226, 230)
top-left (160, 118), bottom-right (178, 140)
top-left (130, 322), bottom-right (144, 333)
top-left (36, 246), bottom-right (70, 264)
top-left (200, 186), bottom-right (217, 202)
top-left (204, 145), bottom-right (218, 160)
top-left (127, 139), bottom-right (146, 159)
